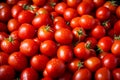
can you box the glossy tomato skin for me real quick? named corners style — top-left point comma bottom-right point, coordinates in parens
top-left (0, 22), bottom-right (8, 32)
top-left (114, 20), bottom-right (120, 35)
top-left (18, 23), bottom-right (35, 40)
top-left (40, 40), bottom-right (57, 57)
top-left (55, 28), bottom-right (73, 45)
top-left (70, 17), bottom-right (80, 28)
top-left (84, 57), bottom-right (101, 72)
top-left (44, 58), bottom-right (66, 78)
top-left (95, 67), bottom-right (111, 80)
top-left (112, 68), bottom-right (120, 80)
top-left (0, 52), bottom-right (9, 66)
top-left (73, 68), bottom-right (92, 80)
top-left (8, 52), bottom-right (28, 71)
top-left (67, 0), bottom-right (82, 8)
top-left (0, 32), bottom-right (8, 43)
top-left (58, 71), bottom-right (72, 80)
top-left (57, 45), bottom-right (73, 63)
top-left (116, 6), bottom-right (120, 18)
top-left (93, 0), bottom-right (105, 8)
top-left (0, 65), bottom-right (15, 80)
top-left (102, 54), bottom-right (117, 70)
top-left (32, 0), bottom-right (46, 6)
top-left (31, 54), bottom-right (49, 72)
top-left (10, 30), bottom-right (21, 41)
top-left (20, 39), bottom-right (39, 57)
top-left (79, 15), bottom-right (96, 30)
top-left (20, 68), bottom-right (39, 80)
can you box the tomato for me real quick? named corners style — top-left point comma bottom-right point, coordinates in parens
top-left (37, 25), bottom-right (54, 41)
top-left (32, 0), bottom-right (46, 6)
top-left (55, 28), bottom-right (73, 45)
top-left (8, 51), bottom-right (28, 71)
top-left (40, 40), bottom-right (57, 57)
top-left (114, 20), bottom-right (120, 35)
top-left (98, 52), bottom-right (109, 59)
top-left (93, 0), bottom-right (105, 8)
top-left (63, 8), bottom-right (78, 21)
top-left (6, 0), bottom-right (19, 5)
top-left (32, 14), bottom-right (52, 29)
top-left (116, 6), bottom-right (120, 18)
top-left (53, 16), bottom-right (66, 24)
top-left (0, 36), bottom-right (20, 54)
top-left (67, 0), bottom-right (82, 8)
top-left (31, 54), bottom-right (49, 72)
top-left (20, 68), bottom-right (39, 80)
top-left (84, 57), bottom-right (101, 72)
top-left (97, 36), bottom-right (113, 52)
top-left (44, 58), bottom-right (65, 78)
top-left (112, 68), bottom-right (120, 80)
top-left (20, 39), bottom-right (39, 57)
top-left (0, 52), bottom-right (9, 65)
top-left (96, 6), bottom-right (111, 21)
top-left (70, 17), bottom-right (80, 28)
top-left (58, 71), bottom-right (72, 80)
top-left (102, 54), bottom-right (117, 70)
top-left (7, 18), bottom-right (20, 32)
top-left (111, 40), bottom-right (120, 57)
top-left (0, 22), bottom-right (8, 32)
top-left (53, 21), bottom-right (67, 30)
top-left (0, 32), bottom-right (8, 43)
top-left (95, 67), bottom-right (111, 80)
top-left (0, 2), bottom-right (9, 9)
top-left (0, 65), bottom-right (15, 80)
top-left (57, 45), bottom-right (73, 62)
top-left (37, 8), bottom-right (49, 15)
top-left (18, 23), bottom-right (35, 40)
top-left (17, 0), bottom-right (28, 7)
top-left (10, 30), bottom-right (21, 41)
top-left (55, 2), bottom-right (68, 15)
top-left (74, 42), bottom-right (91, 60)
top-left (90, 25), bottom-right (106, 39)
top-left (79, 15), bottom-right (96, 30)
top-left (73, 68), bottom-right (92, 80)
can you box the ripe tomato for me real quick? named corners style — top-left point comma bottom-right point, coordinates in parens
top-left (93, 0), bottom-right (105, 8)
top-left (37, 8), bottom-right (49, 15)
top-left (53, 16), bottom-right (66, 24)
top-left (6, 0), bottom-right (19, 5)
top-left (0, 22), bottom-right (8, 32)
top-left (116, 6), bottom-right (120, 18)
top-left (20, 39), bottom-right (39, 57)
top-left (79, 15), bottom-right (96, 30)
top-left (18, 23), bottom-right (35, 40)
top-left (55, 28), bottom-right (73, 45)
top-left (31, 54), bottom-right (49, 71)
top-left (32, 0), bottom-right (46, 6)
top-left (40, 40), bottom-right (57, 57)
top-left (102, 54), bottom-right (117, 70)
top-left (0, 52), bottom-right (9, 65)
top-left (84, 57), bottom-right (101, 72)
top-left (20, 68), bottom-right (39, 80)
top-left (8, 52), bottom-right (28, 71)
top-left (53, 21), bottom-right (67, 30)
top-left (70, 17), bottom-right (80, 28)
top-left (73, 68), bottom-right (92, 80)
top-left (0, 65), bottom-right (15, 80)
top-left (0, 32), bottom-right (8, 43)
top-left (57, 45), bottom-right (73, 62)
top-left (112, 68), bottom-right (120, 80)
top-left (114, 20), bottom-right (120, 35)
top-left (37, 25), bottom-right (54, 41)
top-left (58, 71), bottom-right (72, 80)
top-left (67, 0), bottom-right (82, 8)
top-left (95, 67), bottom-right (111, 80)
top-left (10, 30), bottom-right (21, 41)
top-left (44, 58), bottom-right (66, 78)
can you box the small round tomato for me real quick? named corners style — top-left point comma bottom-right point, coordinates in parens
top-left (53, 16), bottom-right (66, 24)
top-left (96, 6), bottom-right (111, 21)
top-left (20, 39), bottom-right (39, 57)
top-left (84, 57), bottom-right (101, 72)
top-left (70, 17), bottom-right (80, 28)
top-left (58, 71), bottom-right (72, 80)
top-left (40, 40), bottom-right (57, 57)
top-left (44, 58), bottom-right (66, 78)
top-left (0, 32), bottom-right (8, 43)
top-left (112, 68), bottom-right (120, 80)
top-left (102, 54), bottom-right (117, 70)
top-left (6, 0), bottom-right (19, 5)
top-left (0, 22), bottom-right (8, 32)
top-left (31, 54), bottom-right (49, 72)
top-left (0, 65), bottom-right (15, 80)
top-left (67, 0), bottom-right (82, 8)
top-left (116, 6), bottom-right (120, 18)
top-left (73, 68), bottom-right (92, 80)
top-left (97, 36), bottom-right (113, 52)
top-left (57, 45), bottom-right (73, 63)
top-left (18, 23), bottom-right (35, 40)
top-left (55, 28), bottom-right (73, 45)
top-left (10, 30), bottom-right (21, 41)
top-left (8, 52), bottom-right (28, 71)
top-left (0, 52), bottom-right (9, 65)
top-left (32, 0), bottom-right (46, 6)
top-left (20, 68), bottom-right (39, 80)
top-left (37, 25), bottom-right (54, 41)
top-left (114, 20), bottom-right (120, 35)
top-left (37, 8), bottom-right (49, 15)
top-left (93, 0), bottom-right (105, 8)
top-left (79, 15), bottom-right (96, 30)
top-left (95, 67), bottom-right (111, 80)
top-left (53, 21), bottom-right (67, 30)
top-left (7, 18), bottom-right (20, 32)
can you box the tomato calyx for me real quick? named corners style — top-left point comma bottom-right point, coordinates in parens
top-left (97, 46), bottom-right (103, 53)
top-left (7, 36), bottom-right (14, 43)
top-left (109, 0), bottom-right (118, 6)
top-left (22, 4), bottom-right (30, 10)
top-left (44, 25), bottom-right (54, 32)
top-left (114, 35), bottom-right (120, 40)
top-left (78, 61), bottom-right (84, 70)
top-left (102, 20), bottom-right (111, 30)
top-left (85, 41), bottom-right (91, 49)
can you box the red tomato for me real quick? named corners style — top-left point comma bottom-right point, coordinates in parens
top-left (73, 68), bottom-right (92, 80)
top-left (31, 54), bottom-right (49, 71)
top-left (40, 40), bottom-right (57, 57)
top-left (114, 20), bottom-right (120, 35)
top-left (37, 8), bottom-right (49, 15)
top-left (10, 30), bottom-right (21, 41)
top-left (53, 16), bottom-right (66, 24)
top-left (53, 21), bottom-right (67, 30)
top-left (116, 6), bottom-right (120, 18)
top-left (102, 54), bottom-right (117, 70)
top-left (20, 39), bottom-right (39, 57)
top-left (84, 57), bottom-right (101, 72)
top-left (55, 28), bottom-right (73, 45)
top-left (0, 32), bottom-right (8, 43)
top-left (67, 0), bottom-right (82, 8)
top-left (57, 45), bottom-right (73, 62)
top-left (32, 0), bottom-right (46, 6)
top-left (0, 65), bottom-right (15, 80)
top-left (18, 23), bottom-right (35, 40)
top-left (0, 22), bottom-right (8, 32)
top-left (6, 0), bottom-right (19, 5)
top-left (8, 52), bottom-right (28, 71)
top-left (20, 68), bottom-right (39, 80)
top-left (70, 17), bottom-right (80, 28)
top-left (0, 52), bottom-right (9, 65)
top-left (79, 15), bottom-right (96, 30)
top-left (93, 0), bottom-right (105, 8)
top-left (44, 58), bottom-right (66, 78)
top-left (112, 68), bottom-right (120, 80)
top-left (95, 67), bottom-right (111, 80)
top-left (58, 71), bottom-right (72, 80)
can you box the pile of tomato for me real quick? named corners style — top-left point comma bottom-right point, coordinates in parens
top-left (0, 0), bottom-right (120, 80)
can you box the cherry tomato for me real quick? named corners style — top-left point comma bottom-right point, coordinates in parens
top-left (67, 0), bottom-right (82, 8)
top-left (112, 68), bottom-right (120, 80)
top-left (0, 52), bottom-right (9, 65)
top-left (114, 20), bottom-right (120, 35)
top-left (70, 17), bottom-right (80, 28)
top-left (6, 0), bottom-right (19, 5)
top-left (116, 6), bottom-right (120, 18)
top-left (93, 0), bottom-right (105, 8)
top-left (58, 71), bottom-right (72, 80)
top-left (0, 22), bottom-right (8, 32)
top-left (32, 0), bottom-right (46, 6)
